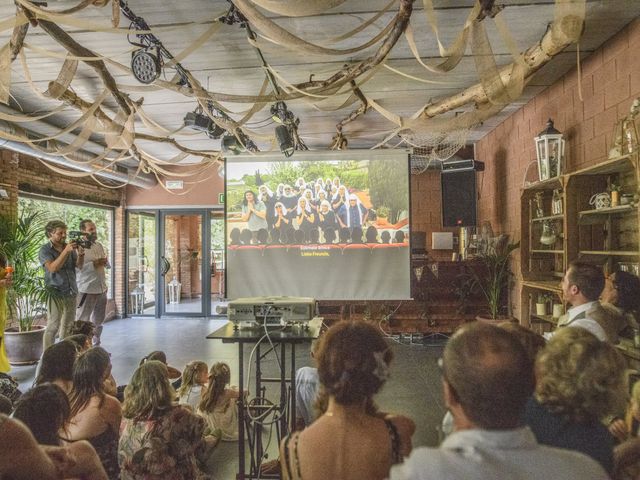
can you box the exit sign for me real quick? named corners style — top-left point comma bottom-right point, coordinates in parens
top-left (218, 193), bottom-right (225, 204)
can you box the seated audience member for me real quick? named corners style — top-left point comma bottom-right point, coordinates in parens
top-left (614, 435), bottom-right (640, 480)
top-left (281, 321), bottom-right (415, 480)
top-left (140, 350), bottom-right (182, 381)
top-left (178, 361), bottom-right (209, 410)
top-left (198, 362), bottom-right (239, 441)
top-left (600, 270), bottom-right (640, 342)
top-left (240, 228), bottom-right (253, 245)
top-left (391, 322), bottom-right (609, 480)
top-left (270, 228), bottom-right (281, 244)
top-left (119, 361), bottom-right (215, 479)
top-left (294, 229), bottom-right (306, 244)
top-left (610, 380), bottom-right (640, 442)
top-left (67, 333), bottom-right (92, 352)
top-left (71, 320), bottom-right (96, 337)
top-left (13, 383), bottom-right (70, 446)
top-left (381, 231), bottom-right (391, 244)
top-left (365, 226), bottom-right (379, 244)
top-left (338, 227), bottom-right (350, 243)
top-left (441, 322), bottom-right (545, 440)
top-left (65, 347), bottom-right (121, 480)
top-left (524, 327), bottom-right (627, 474)
top-left (0, 414), bottom-right (108, 480)
top-left (34, 339), bottom-right (77, 394)
top-left (0, 393), bottom-right (11, 414)
top-left (557, 261), bottom-right (614, 342)
top-left (351, 226), bottom-right (363, 244)
top-left (323, 228), bottom-right (336, 244)
top-left (256, 228), bottom-right (269, 245)
top-left (394, 230), bottom-right (406, 244)
top-left (309, 229), bottom-right (320, 244)
top-left (229, 228), bottom-right (242, 246)
top-left (295, 340), bottom-right (320, 430)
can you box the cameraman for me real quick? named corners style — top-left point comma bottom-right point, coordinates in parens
top-left (39, 220), bottom-right (84, 350)
top-left (75, 219), bottom-right (109, 346)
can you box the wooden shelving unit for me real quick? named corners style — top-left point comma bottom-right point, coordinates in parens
top-left (520, 150), bottom-right (640, 362)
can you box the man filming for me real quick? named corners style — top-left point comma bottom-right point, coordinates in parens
top-left (75, 219), bottom-right (109, 346)
top-left (39, 220), bottom-right (84, 350)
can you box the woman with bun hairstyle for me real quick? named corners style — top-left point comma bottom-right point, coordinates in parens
top-left (280, 321), bottom-right (414, 480)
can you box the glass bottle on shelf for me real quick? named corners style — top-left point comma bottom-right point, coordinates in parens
top-left (551, 189), bottom-right (563, 215)
top-left (534, 192), bottom-right (545, 218)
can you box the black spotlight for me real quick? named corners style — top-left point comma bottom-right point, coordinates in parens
top-left (221, 134), bottom-right (244, 155)
top-left (275, 125), bottom-right (294, 157)
top-left (131, 49), bottom-right (161, 84)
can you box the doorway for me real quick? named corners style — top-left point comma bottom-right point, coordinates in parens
top-left (126, 209), bottom-right (224, 317)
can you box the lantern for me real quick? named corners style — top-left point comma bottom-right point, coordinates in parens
top-left (167, 276), bottom-right (182, 304)
top-left (130, 284), bottom-right (145, 315)
top-left (535, 119), bottom-right (565, 181)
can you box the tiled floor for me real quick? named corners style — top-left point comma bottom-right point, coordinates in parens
top-left (11, 317), bottom-right (446, 478)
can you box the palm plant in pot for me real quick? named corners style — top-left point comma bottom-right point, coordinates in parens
top-left (0, 212), bottom-right (60, 364)
top-left (468, 239), bottom-right (520, 322)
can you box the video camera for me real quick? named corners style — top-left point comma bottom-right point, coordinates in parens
top-left (68, 231), bottom-right (92, 249)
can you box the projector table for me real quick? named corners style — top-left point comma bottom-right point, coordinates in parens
top-left (207, 320), bottom-right (321, 479)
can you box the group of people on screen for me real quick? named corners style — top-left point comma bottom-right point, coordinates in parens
top-left (236, 176), bottom-right (396, 245)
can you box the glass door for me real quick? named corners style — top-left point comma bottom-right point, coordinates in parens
top-left (161, 212), bottom-right (205, 316)
top-left (210, 210), bottom-right (226, 314)
top-left (127, 211), bottom-right (157, 316)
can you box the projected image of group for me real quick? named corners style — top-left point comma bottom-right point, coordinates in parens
top-left (225, 153), bottom-right (411, 300)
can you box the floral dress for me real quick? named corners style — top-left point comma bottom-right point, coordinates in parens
top-left (118, 405), bottom-right (212, 480)
top-left (0, 267), bottom-right (10, 373)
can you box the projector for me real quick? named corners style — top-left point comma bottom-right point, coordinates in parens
top-left (228, 296), bottom-right (316, 327)
top-left (184, 111), bottom-right (212, 132)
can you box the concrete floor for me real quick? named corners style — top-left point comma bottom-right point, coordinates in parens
top-left (11, 317), bottom-right (446, 478)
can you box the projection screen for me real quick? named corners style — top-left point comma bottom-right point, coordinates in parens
top-left (225, 150), bottom-right (411, 300)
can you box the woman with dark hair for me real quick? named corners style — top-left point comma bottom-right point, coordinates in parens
top-left (280, 321), bottom-right (414, 480)
top-left (119, 361), bottom-right (215, 479)
top-left (64, 347), bottom-right (121, 479)
top-left (35, 340), bottom-right (77, 394)
top-left (13, 383), bottom-right (70, 446)
top-left (241, 190), bottom-right (268, 237)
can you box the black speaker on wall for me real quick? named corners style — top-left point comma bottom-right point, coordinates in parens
top-left (441, 170), bottom-right (477, 227)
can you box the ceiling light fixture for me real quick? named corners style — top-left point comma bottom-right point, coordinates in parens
top-left (131, 48), bottom-right (161, 84)
top-left (221, 134), bottom-right (244, 155)
top-left (275, 125), bottom-right (295, 158)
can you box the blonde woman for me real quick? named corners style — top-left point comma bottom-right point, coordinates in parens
top-left (177, 361), bottom-right (209, 410)
top-left (118, 361), bottom-right (216, 480)
top-left (524, 327), bottom-right (627, 475)
top-left (197, 362), bottom-right (240, 441)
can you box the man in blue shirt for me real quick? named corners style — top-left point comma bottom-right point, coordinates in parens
top-left (38, 220), bottom-right (84, 349)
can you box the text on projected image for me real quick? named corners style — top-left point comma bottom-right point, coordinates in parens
top-left (225, 153), bottom-right (411, 300)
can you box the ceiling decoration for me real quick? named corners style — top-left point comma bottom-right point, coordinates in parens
top-left (0, 0), bottom-right (633, 187)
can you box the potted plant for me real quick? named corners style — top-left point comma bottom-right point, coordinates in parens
top-left (0, 212), bottom-right (60, 364)
top-left (536, 293), bottom-right (552, 316)
top-left (467, 239), bottom-right (520, 322)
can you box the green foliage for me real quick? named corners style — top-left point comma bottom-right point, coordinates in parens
top-left (368, 159), bottom-right (409, 224)
top-left (0, 212), bottom-right (62, 332)
top-left (468, 241), bottom-right (520, 319)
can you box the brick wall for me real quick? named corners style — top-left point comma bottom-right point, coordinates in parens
top-left (475, 18), bottom-right (640, 319)
top-left (0, 149), bottom-right (125, 316)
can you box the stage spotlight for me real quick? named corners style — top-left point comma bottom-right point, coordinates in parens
top-left (131, 49), bottom-right (161, 84)
top-left (206, 123), bottom-right (225, 140)
top-left (221, 134), bottom-right (244, 155)
top-left (275, 125), bottom-right (294, 157)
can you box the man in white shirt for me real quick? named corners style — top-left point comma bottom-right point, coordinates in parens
top-left (75, 219), bottom-right (109, 346)
top-left (389, 322), bottom-right (609, 480)
top-left (556, 261), bottom-right (611, 342)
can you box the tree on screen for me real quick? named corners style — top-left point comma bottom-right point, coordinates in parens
top-left (368, 159), bottom-right (408, 224)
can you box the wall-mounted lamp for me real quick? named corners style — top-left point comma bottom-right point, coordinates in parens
top-left (535, 119), bottom-right (565, 181)
top-left (131, 48), bottom-right (161, 84)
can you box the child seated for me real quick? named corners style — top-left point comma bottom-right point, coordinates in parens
top-left (197, 362), bottom-right (240, 441)
top-left (177, 361), bottom-right (208, 410)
